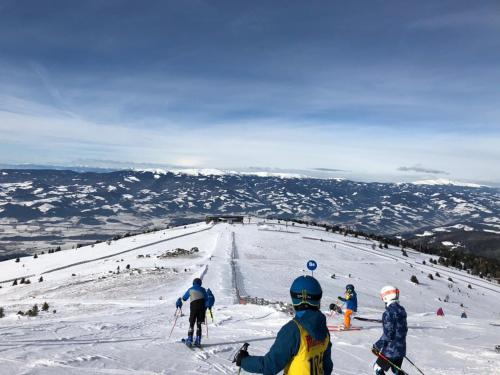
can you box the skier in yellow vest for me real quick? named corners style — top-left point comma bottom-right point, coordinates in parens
top-left (234, 275), bottom-right (333, 374)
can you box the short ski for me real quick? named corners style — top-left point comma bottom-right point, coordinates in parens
top-left (354, 317), bottom-right (382, 323)
top-left (181, 338), bottom-right (202, 349)
top-left (328, 325), bottom-right (362, 331)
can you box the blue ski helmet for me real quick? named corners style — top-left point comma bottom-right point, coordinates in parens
top-left (346, 284), bottom-right (355, 293)
top-left (290, 275), bottom-right (322, 310)
top-left (193, 278), bottom-right (202, 286)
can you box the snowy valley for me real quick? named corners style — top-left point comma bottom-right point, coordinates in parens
top-left (1, 169), bottom-right (500, 261)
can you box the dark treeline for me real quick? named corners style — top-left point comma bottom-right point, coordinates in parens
top-left (267, 216), bottom-right (500, 282)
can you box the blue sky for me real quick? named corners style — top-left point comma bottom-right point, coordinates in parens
top-left (1, 1), bottom-right (499, 184)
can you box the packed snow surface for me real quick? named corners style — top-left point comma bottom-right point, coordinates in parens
top-left (0, 219), bottom-right (499, 374)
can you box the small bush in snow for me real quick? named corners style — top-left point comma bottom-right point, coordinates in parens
top-left (39, 276), bottom-right (43, 282)
top-left (435, 272), bottom-right (441, 277)
top-left (428, 273), bottom-right (434, 280)
top-left (33, 254), bottom-right (38, 259)
top-left (0, 307), bottom-right (4, 318)
top-left (27, 304), bottom-right (39, 317)
top-left (402, 250), bottom-right (408, 257)
top-left (468, 284), bottom-right (472, 289)
top-left (15, 257), bottom-right (20, 263)
top-left (42, 302), bottom-right (49, 312)
top-left (410, 275), bottom-right (419, 284)
top-left (12, 279), bottom-right (18, 286)
top-left (448, 277), bottom-right (453, 282)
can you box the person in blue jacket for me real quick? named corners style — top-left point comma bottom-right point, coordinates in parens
top-left (372, 285), bottom-right (408, 374)
top-left (179, 278), bottom-right (209, 347)
top-left (206, 288), bottom-right (215, 320)
top-left (234, 275), bottom-right (333, 375)
top-left (337, 284), bottom-right (357, 329)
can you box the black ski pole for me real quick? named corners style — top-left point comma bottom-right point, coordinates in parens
top-left (234, 343), bottom-right (249, 375)
top-left (377, 352), bottom-right (409, 375)
top-left (405, 355), bottom-right (425, 375)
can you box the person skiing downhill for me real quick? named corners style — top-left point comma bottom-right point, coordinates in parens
top-left (234, 275), bottom-right (333, 374)
top-left (372, 286), bottom-right (408, 374)
top-left (337, 284), bottom-right (357, 329)
top-left (179, 278), bottom-right (212, 347)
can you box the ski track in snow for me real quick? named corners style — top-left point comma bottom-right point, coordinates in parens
top-left (0, 219), bottom-right (499, 374)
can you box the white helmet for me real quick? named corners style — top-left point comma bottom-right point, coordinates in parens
top-left (380, 285), bottom-right (399, 303)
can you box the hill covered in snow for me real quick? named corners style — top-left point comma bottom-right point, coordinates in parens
top-left (1, 169), bottom-right (499, 260)
top-left (0, 219), bottom-right (499, 374)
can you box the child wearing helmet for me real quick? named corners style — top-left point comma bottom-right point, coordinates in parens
top-left (179, 277), bottom-right (211, 347)
top-left (337, 284), bottom-right (357, 329)
top-left (372, 286), bottom-right (408, 374)
top-left (234, 275), bottom-right (333, 375)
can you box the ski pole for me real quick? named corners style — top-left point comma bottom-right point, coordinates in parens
top-left (234, 343), bottom-right (250, 375)
top-left (168, 309), bottom-right (180, 339)
top-left (205, 315), bottom-right (209, 338)
top-left (377, 352), bottom-right (409, 375)
top-left (405, 355), bottom-right (425, 375)
top-left (209, 308), bottom-right (214, 322)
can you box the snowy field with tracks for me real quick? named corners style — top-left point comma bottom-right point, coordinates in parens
top-left (0, 218), bottom-right (499, 374)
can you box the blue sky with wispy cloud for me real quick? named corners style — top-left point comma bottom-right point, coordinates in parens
top-left (1, 1), bottom-right (499, 184)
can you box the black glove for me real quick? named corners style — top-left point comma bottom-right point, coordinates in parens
top-left (329, 303), bottom-right (336, 311)
top-left (234, 348), bottom-right (249, 366)
top-left (337, 296), bottom-right (343, 301)
top-left (371, 346), bottom-right (380, 356)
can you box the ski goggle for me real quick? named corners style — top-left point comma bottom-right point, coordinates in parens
top-left (380, 288), bottom-right (399, 300)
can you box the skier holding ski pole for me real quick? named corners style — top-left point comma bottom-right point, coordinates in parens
top-left (337, 284), bottom-right (357, 329)
top-left (175, 297), bottom-right (183, 316)
top-left (178, 278), bottom-right (214, 347)
top-left (206, 288), bottom-right (215, 322)
top-left (372, 285), bottom-right (408, 375)
top-left (234, 275), bottom-right (333, 374)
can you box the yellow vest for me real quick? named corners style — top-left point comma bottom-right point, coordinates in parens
top-left (285, 320), bottom-right (330, 375)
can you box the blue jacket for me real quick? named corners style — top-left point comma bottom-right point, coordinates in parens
top-left (206, 289), bottom-right (215, 308)
top-left (374, 302), bottom-right (407, 359)
top-left (339, 291), bottom-right (357, 312)
top-left (176, 297), bottom-right (183, 309)
top-left (182, 285), bottom-right (208, 306)
top-left (242, 309), bottom-right (333, 375)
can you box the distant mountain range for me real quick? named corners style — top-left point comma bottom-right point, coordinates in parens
top-left (1, 169), bottom-right (499, 259)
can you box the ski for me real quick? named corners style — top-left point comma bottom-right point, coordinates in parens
top-left (354, 317), bottom-right (382, 323)
top-left (181, 338), bottom-right (202, 349)
top-left (328, 325), bottom-right (362, 331)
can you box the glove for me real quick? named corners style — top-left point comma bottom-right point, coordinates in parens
top-left (234, 348), bottom-right (249, 366)
top-left (371, 346), bottom-right (380, 356)
top-left (329, 303), bottom-right (336, 311)
top-left (337, 296), bottom-right (343, 301)
top-left (176, 298), bottom-right (183, 308)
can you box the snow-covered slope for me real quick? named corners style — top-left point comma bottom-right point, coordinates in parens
top-left (0, 219), bottom-right (499, 374)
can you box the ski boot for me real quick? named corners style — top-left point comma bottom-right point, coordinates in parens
top-left (194, 335), bottom-right (201, 348)
top-left (184, 335), bottom-right (193, 347)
